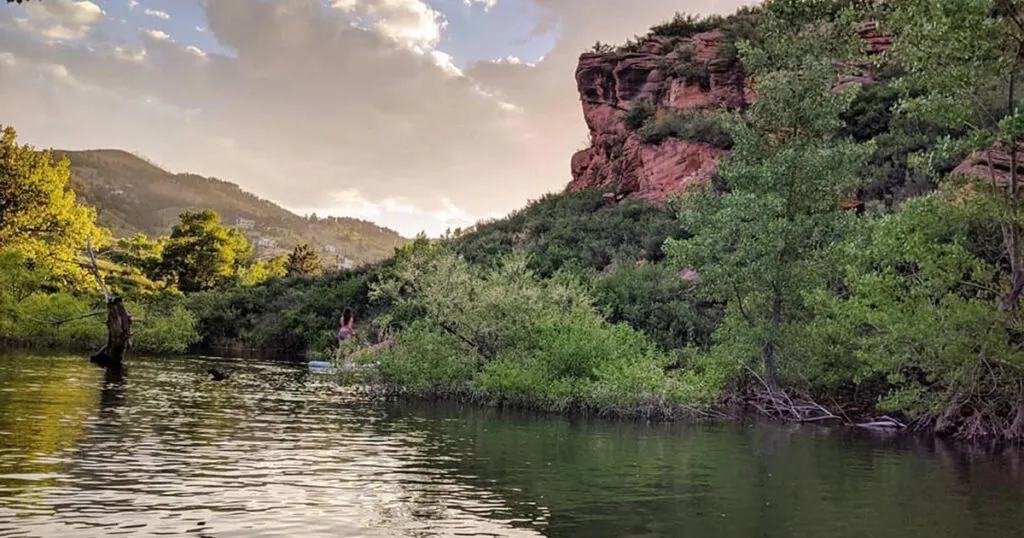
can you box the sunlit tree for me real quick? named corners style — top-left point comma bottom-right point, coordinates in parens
top-left (0, 125), bottom-right (103, 285)
top-left (158, 209), bottom-right (253, 292)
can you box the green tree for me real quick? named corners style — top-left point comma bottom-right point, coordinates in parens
top-left (285, 244), bottom-right (322, 276)
top-left (104, 233), bottom-right (165, 280)
top-left (665, 0), bottom-right (871, 390)
top-left (236, 254), bottom-right (287, 286)
top-left (158, 209), bottom-right (253, 292)
top-left (0, 125), bottom-right (102, 284)
top-left (884, 0), bottom-right (1024, 311)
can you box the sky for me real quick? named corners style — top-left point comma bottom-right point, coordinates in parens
top-left (0, 0), bottom-right (750, 237)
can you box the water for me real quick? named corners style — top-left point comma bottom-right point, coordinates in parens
top-left (1, 353), bottom-right (1022, 538)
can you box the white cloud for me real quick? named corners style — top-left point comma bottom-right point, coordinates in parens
top-left (129, 0), bottom-right (139, 9)
top-left (184, 45), bottom-right (207, 59)
top-left (144, 8), bottom-right (171, 20)
top-left (332, 0), bottom-right (446, 49)
top-left (144, 29), bottom-right (170, 41)
top-left (113, 45), bottom-right (147, 62)
top-left (464, 0), bottom-right (498, 9)
top-left (14, 0), bottom-right (104, 41)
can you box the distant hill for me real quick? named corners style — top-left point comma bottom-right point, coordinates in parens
top-left (58, 149), bottom-right (407, 267)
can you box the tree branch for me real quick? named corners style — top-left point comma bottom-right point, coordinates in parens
top-left (86, 236), bottom-right (112, 302)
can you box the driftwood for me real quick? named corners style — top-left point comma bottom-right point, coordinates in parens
top-left (85, 236), bottom-right (132, 368)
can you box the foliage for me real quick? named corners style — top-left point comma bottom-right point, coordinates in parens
top-left (0, 250), bottom-right (199, 354)
top-left (370, 249), bottom-right (719, 412)
top-left (592, 262), bottom-right (721, 351)
top-left (649, 7), bottom-right (762, 43)
top-left (665, 0), bottom-right (871, 389)
top-left (128, 298), bottom-right (202, 354)
top-left (286, 243), bottom-right (322, 276)
top-left (158, 209), bottom-right (254, 292)
top-left (673, 62), bottom-right (712, 92)
top-left (623, 101), bottom-right (657, 131)
top-left (235, 255), bottom-right (287, 287)
top-left (883, 0), bottom-right (1024, 312)
top-left (806, 193), bottom-right (1024, 436)
top-left (453, 190), bottom-right (688, 278)
top-left (0, 126), bottom-right (102, 286)
top-left (103, 233), bottom-right (165, 281)
top-left (637, 110), bottom-right (734, 148)
top-left (184, 265), bottom-right (381, 356)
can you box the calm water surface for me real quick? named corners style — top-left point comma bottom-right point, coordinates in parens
top-left (1, 352), bottom-right (1022, 538)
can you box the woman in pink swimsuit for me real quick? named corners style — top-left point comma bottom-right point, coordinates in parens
top-left (338, 308), bottom-right (355, 343)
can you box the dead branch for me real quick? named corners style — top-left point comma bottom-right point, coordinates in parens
top-left (86, 236), bottom-right (112, 302)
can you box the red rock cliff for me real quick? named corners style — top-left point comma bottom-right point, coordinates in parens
top-left (567, 31), bottom-right (745, 202)
top-left (567, 21), bottom-right (892, 203)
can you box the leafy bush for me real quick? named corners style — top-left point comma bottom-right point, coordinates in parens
top-left (592, 262), bottom-right (722, 351)
top-left (184, 266), bottom-right (381, 356)
top-left (673, 62), bottom-right (711, 91)
top-left (453, 190), bottom-right (688, 278)
top-left (368, 249), bottom-right (715, 413)
top-left (623, 101), bottom-right (657, 131)
top-left (650, 8), bottom-right (762, 42)
top-left (129, 299), bottom-right (201, 354)
top-left (637, 110), bottom-right (733, 148)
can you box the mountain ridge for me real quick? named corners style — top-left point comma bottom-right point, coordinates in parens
top-left (59, 148), bottom-right (407, 266)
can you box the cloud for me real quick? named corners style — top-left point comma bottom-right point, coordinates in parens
top-left (332, 0), bottom-right (447, 49)
top-left (144, 8), bottom-right (171, 20)
top-left (12, 0), bottom-right (104, 41)
top-left (144, 28), bottom-right (170, 41)
top-left (0, 0), bottom-right (753, 236)
top-left (464, 0), bottom-right (498, 10)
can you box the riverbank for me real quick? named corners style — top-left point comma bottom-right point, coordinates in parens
top-left (341, 373), bottom-right (929, 441)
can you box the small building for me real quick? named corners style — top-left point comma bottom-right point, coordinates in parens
top-left (236, 217), bottom-right (256, 230)
top-left (255, 237), bottom-right (276, 249)
top-left (338, 257), bottom-right (354, 270)
top-left (323, 245), bottom-right (338, 254)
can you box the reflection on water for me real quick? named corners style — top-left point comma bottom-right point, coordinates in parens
top-left (0, 352), bottom-right (1022, 538)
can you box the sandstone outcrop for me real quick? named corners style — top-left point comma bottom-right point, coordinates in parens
top-left (566, 20), bottom-right (895, 203)
top-left (953, 142), bottom-right (1024, 188)
top-left (568, 30), bottom-right (745, 200)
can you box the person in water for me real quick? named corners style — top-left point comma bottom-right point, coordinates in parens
top-left (338, 308), bottom-right (356, 343)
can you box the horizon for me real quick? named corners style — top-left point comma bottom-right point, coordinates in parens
top-left (0, 0), bottom-right (752, 237)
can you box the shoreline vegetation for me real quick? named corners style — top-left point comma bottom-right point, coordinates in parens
top-left (3, 0), bottom-right (1024, 442)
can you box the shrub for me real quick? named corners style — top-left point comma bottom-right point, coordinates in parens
top-left (637, 110), bottom-right (733, 149)
top-left (673, 62), bottom-right (711, 91)
top-left (623, 100), bottom-right (657, 131)
top-left (592, 262), bottom-right (722, 351)
top-left (369, 250), bottom-right (712, 412)
top-left (453, 190), bottom-right (688, 278)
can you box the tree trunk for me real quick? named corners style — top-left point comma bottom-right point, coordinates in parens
top-left (90, 297), bottom-right (132, 367)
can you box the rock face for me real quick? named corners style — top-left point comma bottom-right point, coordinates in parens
top-left (953, 142), bottom-right (1024, 187)
top-left (567, 21), bottom-right (894, 203)
top-left (568, 31), bottom-right (746, 201)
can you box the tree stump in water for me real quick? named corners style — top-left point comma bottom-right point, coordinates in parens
top-left (90, 297), bottom-right (132, 367)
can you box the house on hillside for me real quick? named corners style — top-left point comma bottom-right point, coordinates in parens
top-left (255, 237), bottom-right (276, 249)
top-left (338, 257), bottom-right (354, 270)
top-left (323, 245), bottom-right (337, 254)
top-left (236, 217), bottom-right (256, 230)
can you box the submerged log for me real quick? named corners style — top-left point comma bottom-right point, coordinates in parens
top-left (89, 297), bottom-right (132, 367)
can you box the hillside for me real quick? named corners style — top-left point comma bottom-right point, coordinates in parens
top-left (59, 149), bottom-right (407, 266)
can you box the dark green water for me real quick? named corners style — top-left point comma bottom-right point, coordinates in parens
top-left (1, 353), bottom-right (1022, 538)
